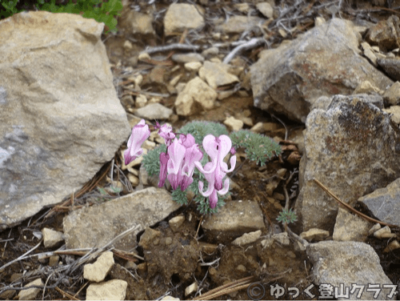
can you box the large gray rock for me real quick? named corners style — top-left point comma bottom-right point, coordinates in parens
top-left (307, 241), bottom-right (394, 300)
top-left (296, 94), bottom-right (400, 232)
top-left (358, 178), bottom-right (400, 227)
top-left (0, 11), bottom-right (130, 230)
top-left (63, 188), bottom-right (180, 250)
top-left (251, 18), bottom-right (392, 122)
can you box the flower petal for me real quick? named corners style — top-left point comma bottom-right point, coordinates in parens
top-left (209, 190), bottom-right (218, 208)
top-left (217, 178), bottom-right (230, 195)
top-left (158, 152), bottom-right (169, 188)
top-left (182, 144), bottom-right (203, 178)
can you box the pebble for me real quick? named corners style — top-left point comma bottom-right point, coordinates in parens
top-left (42, 228), bottom-right (64, 248)
top-left (185, 282), bottom-right (198, 296)
top-left (169, 215), bottom-right (185, 232)
top-left (224, 116), bottom-right (243, 131)
top-left (18, 278), bottom-right (43, 300)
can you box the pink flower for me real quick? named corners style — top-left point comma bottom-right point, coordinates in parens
top-left (124, 119), bottom-right (150, 165)
top-left (180, 142), bottom-right (203, 191)
top-left (158, 152), bottom-right (170, 188)
top-left (196, 135), bottom-right (236, 208)
top-left (156, 122), bottom-right (175, 146)
top-left (166, 139), bottom-right (186, 190)
top-left (158, 133), bottom-right (203, 191)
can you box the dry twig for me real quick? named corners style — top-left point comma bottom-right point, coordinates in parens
top-left (313, 178), bottom-right (399, 228)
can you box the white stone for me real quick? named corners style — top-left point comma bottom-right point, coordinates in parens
top-left (161, 296), bottom-right (180, 301)
top-left (84, 251), bottom-right (115, 282)
top-left (199, 61), bottom-right (239, 89)
top-left (272, 232), bottom-right (290, 246)
top-left (18, 278), bottom-right (43, 300)
top-left (184, 62), bottom-right (202, 72)
top-left (135, 103), bottom-right (173, 120)
top-left (250, 122), bottom-right (264, 133)
top-left (232, 230), bottom-right (262, 246)
top-left (169, 216), bottom-right (185, 232)
top-left (175, 77), bottom-right (216, 116)
top-left (42, 228), bottom-right (64, 248)
top-left (86, 280), bottom-right (127, 301)
top-left (373, 226), bottom-right (396, 239)
top-left (185, 282), bottom-right (198, 297)
top-left (300, 228), bottom-right (329, 242)
top-left (164, 4), bottom-right (204, 35)
top-left (256, 2), bottom-right (274, 19)
top-left (224, 116), bottom-right (243, 131)
top-left (135, 94), bottom-right (148, 108)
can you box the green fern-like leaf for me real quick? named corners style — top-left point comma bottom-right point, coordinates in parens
top-left (142, 144), bottom-right (167, 177)
top-left (230, 130), bottom-right (281, 166)
top-left (178, 121), bottom-right (229, 146)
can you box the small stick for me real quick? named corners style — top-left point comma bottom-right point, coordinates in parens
top-left (0, 241), bottom-right (41, 272)
top-left (55, 287), bottom-right (81, 300)
top-left (195, 216), bottom-right (203, 239)
top-left (223, 38), bottom-right (265, 64)
top-left (313, 178), bottom-right (398, 228)
top-left (74, 281), bottom-right (89, 298)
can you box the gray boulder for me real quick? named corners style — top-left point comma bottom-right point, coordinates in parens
top-left (251, 18), bottom-right (392, 122)
top-left (0, 11), bottom-right (130, 230)
top-left (296, 94), bottom-right (400, 232)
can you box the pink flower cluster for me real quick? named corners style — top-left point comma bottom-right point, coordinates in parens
top-left (124, 121), bottom-right (236, 209)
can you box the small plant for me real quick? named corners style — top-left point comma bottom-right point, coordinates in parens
top-left (0, 0), bottom-right (123, 32)
top-left (276, 208), bottom-right (298, 232)
top-left (138, 121), bottom-right (282, 214)
top-left (230, 130), bottom-right (282, 166)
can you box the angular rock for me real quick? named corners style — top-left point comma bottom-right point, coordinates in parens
top-left (135, 103), bottom-right (173, 120)
top-left (251, 19), bottom-right (392, 122)
top-left (169, 215), bottom-right (185, 232)
top-left (18, 278), bottom-right (43, 300)
top-left (184, 62), bottom-right (202, 72)
top-left (139, 228), bottom-right (161, 249)
top-left (164, 4), bottom-right (204, 36)
top-left (358, 178), bottom-right (400, 228)
top-left (300, 228), bottom-right (329, 242)
top-left (224, 117), bottom-right (243, 131)
top-left (86, 279), bottom-right (127, 301)
top-left (0, 11), bottom-right (130, 230)
top-left (366, 15), bottom-right (400, 52)
top-left (161, 296), bottom-right (180, 301)
top-left (383, 105), bottom-right (400, 124)
top-left (84, 251), bottom-right (115, 282)
top-left (185, 282), bottom-right (198, 297)
top-left (307, 241), bottom-right (393, 300)
top-left (63, 188), bottom-right (180, 251)
top-left (383, 81), bottom-right (400, 105)
top-left (217, 16), bottom-right (265, 34)
top-left (199, 61), bottom-right (239, 89)
top-left (272, 232), bottom-right (290, 246)
top-left (175, 77), bottom-right (216, 116)
top-left (332, 208), bottom-right (373, 242)
top-left (384, 240), bottom-right (400, 252)
top-left (119, 10), bottom-right (155, 36)
top-left (202, 200), bottom-right (265, 244)
top-left (231, 230), bottom-right (262, 246)
top-left (256, 2), bottom-right (274, 19)
top-left (374, 226), bottom-right (396, 239)
top-left (296, 94), bottom-right (400, 232)
top-left (172, 53), bottom-right (204, 64)
top-left (377, 57), bottom-right (400, 81)
top-left (353, 80), bottom-right (383, 95)
top-left (42, 228), bottom-right (64, 248)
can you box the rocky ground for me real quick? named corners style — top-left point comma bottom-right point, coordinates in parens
top-left (1, 0), bottom-right (400, 300)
